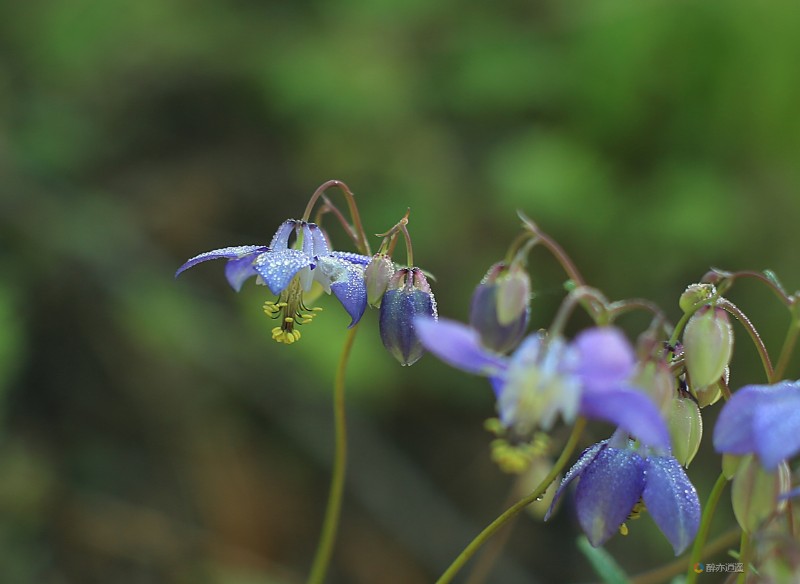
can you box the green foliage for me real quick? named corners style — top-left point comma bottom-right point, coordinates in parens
top-left (2, 0), bottom-right (800, 581)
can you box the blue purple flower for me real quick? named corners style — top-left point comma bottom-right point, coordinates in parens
top-left (545, 436), bottom-right (700, 554)
top-left (413, 318), bottom-right (670, 449)
top-left (713, 380), bottom-right (800, 471)
top-left (380, 267), bottom-right (438, 366)
top-left (176, 219), bottom-right (369, 343)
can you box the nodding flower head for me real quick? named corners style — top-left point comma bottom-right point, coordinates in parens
top-left (414, 319), bottom-right (671, 450)
top-left (546, 436), bottom-right (700, 555)
top-left (469, 261), bottom-right (531, 353)
top-left (379, 267), bottom-right (438, 366)
top-left (176, 219), bottom-right (369, 344)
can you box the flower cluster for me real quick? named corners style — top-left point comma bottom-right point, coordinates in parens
top-left (177, 184), bottom-right (436, 361)
top-left (176, 183), bottom-right (800, 582)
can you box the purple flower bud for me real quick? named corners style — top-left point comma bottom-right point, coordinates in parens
top-left (379, 268), bottom-right (438, 366)
top-left (469, 262), bottom-right (530, 353)
top-left (364, 253), bottom-right (395, 307)
top-left (683, 306), bottom-right (733, 393)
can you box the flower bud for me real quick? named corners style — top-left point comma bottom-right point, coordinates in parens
top-left (469, 262), bottom-right (530, 353)
top-left (693, 374), bottom-right (724, 408)
top-left (731, 455), bottom-right (790, 533)
top-left (364, 253), bottom-right (394, 307)
top-left (683, 306), bottom-right (733, 391)
top-left (379, 268), bottom-right (438, 366)
top-left (632, 360), bottom-right (675, 416)
top-left (678, 283), bottom-right (716, 314)
top-left (722, 453), bottom-right (743, 480)
top-left (668, 396), bottom-right (703, 467)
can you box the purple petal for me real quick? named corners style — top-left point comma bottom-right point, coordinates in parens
top-left (175, 245), bottom-right (268, 278)
top-left (270, 220), bottom-right (296, 250)
top-left (752, 381), bottom-right (800, 470)
top-left (713, 384), bottom-right (775, 457)
top-left (224, 255), bottom-right (260, 292)
top-left (328, 262), bottom-right (367, 327)
top-left (330, 251), bottom-right (371, 266)
top-left (300, 222), bottom-right (315, 259)
top-left (308, 223), bottom-right (331, 257)
top-left (545, 441), bottom-right (607, 521)
top-left (572, 327), bottom-right (636, 393)
top-left (253, 249), bottom-right (312, 295)
top-left (642, 456), bottom-right (700, 555)
top-left (580, 387), bottom-right (670, 451)
top-left (414, 317), bottom-right (508, 376)
top-left (575, 446), bottom-right (646, 547)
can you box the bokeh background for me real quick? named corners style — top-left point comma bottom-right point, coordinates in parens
top-left (2, 0), bottom-right (800, 582)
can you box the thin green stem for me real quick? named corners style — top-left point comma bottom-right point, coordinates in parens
top-left (306, 325), bottom-right (360, 584)
top-left (517, 211), bottom-right (586, 287)
top-left (736, 531), bottom-right (752, 584)
top-left (434, 418), bottom-right (587, 584)
top-left (773, 317), bottom-right (800, 381)
top-left (686, 472), bottom-right (730, 584)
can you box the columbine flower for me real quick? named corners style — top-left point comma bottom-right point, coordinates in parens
top-left (413, 318), bottom-right (670, 449)
top-left (380, 267), bottom-right (437, 366)
top-left (713, 380), bottom-right (800, 471)
top-left (545, 435), bottom-right (700, 554)
top-left (176, 219), bottom-right (369, 344)
top-left (469, 261), bottom-right (530, 353)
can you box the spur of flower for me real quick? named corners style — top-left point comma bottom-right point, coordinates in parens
top-left (413, 318), bottom-right (670, 449)
top-left (545, 434), bottom-right (700, 554)
top-left (176, 219), bottom-right (369, 343)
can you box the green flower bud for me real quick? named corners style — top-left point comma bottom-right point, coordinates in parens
top-left (722, 453), bottom-right (743, 480)
top-left (632, 360), bottom-right (675, 416)
top-left (364, 253), bottom-right (394, 307)
top-left (693, 373), bottom-right (725, 408)
top-left (679, 283), bottom-right (716, 314)
top-left (683, 306), bottom-right (733, 391)
top-left (731, 455), bottom-right (790, 533)
top-left (668, 396), bottom-right (703, 467)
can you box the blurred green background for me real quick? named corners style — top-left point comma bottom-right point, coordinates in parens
top-left (2, 0), bottom-right (800, 582)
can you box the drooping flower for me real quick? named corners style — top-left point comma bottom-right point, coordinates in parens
top-left (380, 267), bottom-right (437, 366)
top-left (713, 380), bottom-right (800, 471)
top-left (176, 219), bottom-right (369, 343)
top-left (546, 435), bottom-right (700, 554)
top-left (469, 261), bottom-right (530, 353)
top-left (413, 318), bottom-right (670, 450)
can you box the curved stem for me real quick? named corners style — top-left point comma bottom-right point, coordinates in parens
top-left (774, 317), bottom-right (800, 381)
top-left (302, 180), bottom-right (371, 256)
top-left (718, 298), bottom-right (775, 382)
top-left (686, 472), bottom-right (730, 584)
top-left (517, 211), bottom-right (586, 287)
top-left (434, 418), bottom-right (587, 584)
top-left (306, 325), bottom-right (360, 584)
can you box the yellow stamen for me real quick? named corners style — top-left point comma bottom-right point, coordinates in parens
top-left (263, 275), bottom-right (322, 344)
top-left (619, 523), bottom-right (629, 536)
